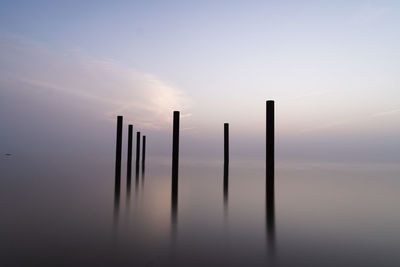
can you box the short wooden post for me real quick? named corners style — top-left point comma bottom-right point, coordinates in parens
top-left (136, 132), bottom-right (141, 173)
top-left (127, 125), bottom-right (133, 181)
top-left (115, 116), bottom-right (123, 187)
top-left (142, 135), bottom-right (146, 171)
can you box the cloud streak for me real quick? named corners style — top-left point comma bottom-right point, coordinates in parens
top-left (0, 35), bottom-right (189, 129)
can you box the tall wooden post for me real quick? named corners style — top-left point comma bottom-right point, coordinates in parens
top-left (171, 111), bottom-right (180, 227)
top-left (266, 100), bottom-right (274, 197)
top-left (224, 123), bottom-right (229, 206)
top-left (114, 116), bottom-right (123, 223)
top-left (172, 111), bottom-right (180, 193)
top-left (266, 100), bottom-right (276, 253)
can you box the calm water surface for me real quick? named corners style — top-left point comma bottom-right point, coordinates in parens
top-left (1, 155), bottom-right (400, 266)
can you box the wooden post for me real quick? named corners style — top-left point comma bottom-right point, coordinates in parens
top-left (266, 100), bottom-right (275, 252)
top-left (115, 116), bottom-right (123, 187)
top-left (127, 125), bottom-right (133, 181)
top-left (171, 111), bottom-right (180, 225)
top-left (171, 111), bottom-right (180, 194)
top-left (142, 135), bottom-right (146, 171)
top-left (114, 116), bottom-right (123, 224)
top-left (266, 100), bottom-right (274, 198)
top-left (224, 123), bottom-right (229, 164)
top-left (136, 132), bottom-right (141, 173)
top-left (224, 123), bottom-right (229, 206)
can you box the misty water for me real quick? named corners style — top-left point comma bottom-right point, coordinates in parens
top-left (2, 153), bottom-right (400, 267)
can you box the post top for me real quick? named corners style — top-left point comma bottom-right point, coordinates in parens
top-left (266, 100), bottom-right (275, 103)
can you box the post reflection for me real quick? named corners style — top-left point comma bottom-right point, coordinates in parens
top-left (135, 169), bottom-right (139, 195)
top-left (141, 168), bottom-right (145, 192)
top-left (126, 171), bottom-right (131, 211)
top-left (266, 180), bottom-right (276, 260)
top-left (171, 173), bottom-right (178, 237)
top-left (169, 169), bottom-right (178, 264)
top-left (223, 162), bottom-right (229, 216)
top-left (113, 175), bottom-right (121, 226)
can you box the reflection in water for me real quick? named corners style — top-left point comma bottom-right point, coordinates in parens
top-left (171, 172), bottom-right (178, 237)
top-left (266, 175), bottom-right (276, 261)
top-left (141, 168), bottom-right (145, 192)
top-left (135, 169), bottom-right (139, 195)
top-left (113, 174), bottom-right (121, 226)
top-left (223, 162), bottom-right (229, 216)
top-left (170, 165), bottom-right (178, 264)
top-left (126, 172), bottom-right (131, 211)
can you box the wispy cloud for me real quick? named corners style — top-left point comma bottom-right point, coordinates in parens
top-left (0, 35), bottom-right (190, 129)
top-left (300, 107), bottom-right (400, 134)
top-left (371, 108), bottom-right (400, 117)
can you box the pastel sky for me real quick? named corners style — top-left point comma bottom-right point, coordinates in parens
top-left (1, 1), bottom-right (400, 162)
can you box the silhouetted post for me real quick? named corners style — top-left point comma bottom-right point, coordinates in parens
top-left (266, 100), bottom-right (276, 255)
top-left (266, 100), bottom-right (274, 198)
top-left (171, 111), bottom-right (180, 230)
top-left (136, 132), bottom-right (141, 173)
top-left (142, 135), bottom-right (146, 171)
top-left (127, 125), bottom-right (133, 181)
top-left (172, 111), bottom-right (180, 194)
top-left (223, 123), bottom-right (229, 208)
top-left (224, 123), bottom-right (229, 164)
top-left (115, 116), bottom-right (123, 188)
top-left (114, 116), bottom-right (123, 224)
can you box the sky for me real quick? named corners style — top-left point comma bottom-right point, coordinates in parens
top-left (1, 0), bottom-right (400, 162)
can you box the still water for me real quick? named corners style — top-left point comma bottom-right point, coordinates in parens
top-left (1, 155), bottom-right (400, 266)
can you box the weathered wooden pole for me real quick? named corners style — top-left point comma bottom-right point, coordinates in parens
top-left (171, 111), bottom-right (180, 225)
top-left (142, 135), bottom-right (146, 171)
top-left (127, 125), bottom-right (133, 182)
top-left (115, 116), bottom-right (123, 187)
top-left (172, 111), bottom-right (180, 192)
top-left (266, 100), bottom-right (275, 252)
top-left (114, 116), bottom-right (123, 223)
top-left (224, 123), bottom-right (229, 164)
top-left (266, 100), bottom-right (274, 198)
top-left (136, 131), bottom-right (141, 173)
top-left (224, 123), bottom-right (229, 206)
